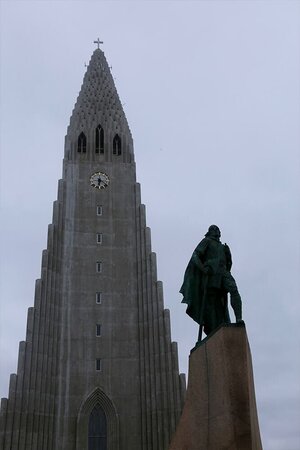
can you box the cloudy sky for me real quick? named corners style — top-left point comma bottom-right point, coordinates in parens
top-left (0, 1), bottom-right (299, 448)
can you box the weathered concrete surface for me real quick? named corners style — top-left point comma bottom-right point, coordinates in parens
top-left (169, 324), bottom-right (263, 450)
top-left (0, 48), bottom-right (185, 450)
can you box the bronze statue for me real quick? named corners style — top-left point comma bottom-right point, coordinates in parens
top-left (180, 225), bottom-right (243, 341)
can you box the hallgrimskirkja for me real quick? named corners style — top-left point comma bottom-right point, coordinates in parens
top-left (0, 46), bottom-right (185, 450)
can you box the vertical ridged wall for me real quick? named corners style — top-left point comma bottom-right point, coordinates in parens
top-left (135, 183), bottom-right (185, 449)
top-left (0, 178), bottom-right (185, 450)
top-left (0, 180), bottom-right (65, 450)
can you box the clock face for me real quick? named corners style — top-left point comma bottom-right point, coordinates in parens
top-left (90, 172), bottom-right (110, 189)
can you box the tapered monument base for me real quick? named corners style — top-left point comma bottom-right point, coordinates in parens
top-left (169, 324), bottom-right (263, 450)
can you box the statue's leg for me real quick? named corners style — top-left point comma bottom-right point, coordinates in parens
top-left (231, 290), bottom-right (242, 322)
top-left (223, 273), bottom-right (242, 322)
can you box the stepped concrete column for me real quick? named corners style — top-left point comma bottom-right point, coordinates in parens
top-left (169, 324), bottom-right (263, 450)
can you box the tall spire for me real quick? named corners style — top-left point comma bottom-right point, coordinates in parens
top-left (66, 48), bottom-right (132, 161)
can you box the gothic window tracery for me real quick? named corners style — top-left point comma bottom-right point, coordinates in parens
top-left (78, 132), bottom-right (87, 153)
top-left (95, 125), bottom-right (104, 153)
top-left (88, 404), bottom-right (107, 450)
top-left (113, 134), bottom-right (122, 155)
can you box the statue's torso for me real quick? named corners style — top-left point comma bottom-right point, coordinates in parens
top-left (196, 238), bottom-right (228, 288)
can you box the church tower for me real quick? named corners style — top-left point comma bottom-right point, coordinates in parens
top-left (0, 46), bottom-right (185, 450)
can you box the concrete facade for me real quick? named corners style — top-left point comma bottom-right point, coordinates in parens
top-left (0, 49), bottom-right (185, 450)
top-left (169, 324), bottom-right (263, 450)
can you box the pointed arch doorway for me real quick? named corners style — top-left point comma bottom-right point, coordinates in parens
top-left (76, 388), bottom-right (119, 450)
top-left (88, 404), bottom-right (107, 450)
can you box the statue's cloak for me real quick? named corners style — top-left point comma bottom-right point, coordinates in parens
top-left (180, 253), bottom-right (205, 325)
top-left (180, 238), bottom-right (230, 335)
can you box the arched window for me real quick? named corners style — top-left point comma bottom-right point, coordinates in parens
top-left (113, 134), bottom-right (121, 156)
top-left (95, 125), bottom-right (104, 154)
top-left (78, 132), bottom-right (87, 153)
top-left (88, 404), bottom-right (107, 450)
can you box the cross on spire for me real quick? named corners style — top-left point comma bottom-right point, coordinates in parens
top-left (93, 38), bottom-right (103, 49)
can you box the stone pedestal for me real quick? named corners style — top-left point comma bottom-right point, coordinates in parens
top-left (169, 324), bottom-right (263, 450)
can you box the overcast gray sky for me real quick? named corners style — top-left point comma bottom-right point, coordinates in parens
top-left (0, 1), bottom-right (299, 449)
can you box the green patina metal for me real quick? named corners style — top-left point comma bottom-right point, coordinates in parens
top-left (180, 225), bottom-right (243, 342)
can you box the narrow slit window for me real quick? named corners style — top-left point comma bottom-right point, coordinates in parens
top-left (113, 134), bottom-right (122, 156)
top-left (96, 292), bottom-right (102, 304)
top-left (97, 233), bottom-right (102, 244)
top-left (96, 261), bottom-right (102, 273)
top-left (96, 359), bottom-right (101, 371)
top-left (96, 324), bottom-right (101, 337)
top-left (95, 125), bottom-right (104, 154)
top-left (96, 205), bottom-right (103, 216)
top-left (78, 132), bottom-right (87, 153)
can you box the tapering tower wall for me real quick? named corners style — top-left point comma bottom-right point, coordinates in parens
top-left (0, 49), bottom-right (185, 450)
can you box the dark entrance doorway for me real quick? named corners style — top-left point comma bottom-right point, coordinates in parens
top-left (88, 404), bottom-right (107, 450)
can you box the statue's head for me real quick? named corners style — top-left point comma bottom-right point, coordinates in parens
top-left (205, 225), bottom-right (221, 239)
